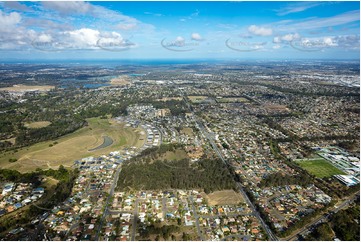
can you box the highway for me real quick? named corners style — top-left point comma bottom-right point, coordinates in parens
top-left (182, 94), bottom-right (278, 241)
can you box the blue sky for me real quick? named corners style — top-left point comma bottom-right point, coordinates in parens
top-left (0, 1), bottom-right (359, 60)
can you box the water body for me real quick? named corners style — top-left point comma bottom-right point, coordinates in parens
top-left (59, 78), bottom-right (110, 89)
top-left (83, 83), bottom-right (110, 89)
top-left (129, 73), bottom-right (146, 77)
top-left (88, 136), bottom-right (113, 151)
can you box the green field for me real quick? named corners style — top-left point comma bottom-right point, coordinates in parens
top-left (0, 117), bottom-right (145, 173)
top-left (217, 97), bottom-right (249, 103)
top-left (295, 158), bottom-right (346, 178)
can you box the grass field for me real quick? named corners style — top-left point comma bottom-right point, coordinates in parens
top-left (205, 190), bottom-right (245, 206)
top-left (187, 95), bottom-right (209, 103)
top-left (0, 117), bottom-right (145, 173)
top-left (24, 121), bottom-right (52, 129)
top-left (295, 158), bottom-right (346, 178)
top-left (217, 97), bottom-right (249, 103)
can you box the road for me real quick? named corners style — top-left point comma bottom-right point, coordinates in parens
top-left (237, 184), bottom-right (278, 241)
top-left (94, 165), bottom-right (122, 240)
top-left (182, 94), bottom-right (278, 241)
top-left (130, 199), bottom-right (139, 240)
top-left (286, 191), bottom-right (360, 241)
top-left (189, 196), bottom-right (204, 241)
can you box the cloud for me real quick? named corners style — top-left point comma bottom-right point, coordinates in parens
top-left (3, 2), bottom-right (32, 12)
top-left (273, 44), bottom-right (281, 49)
top-left (144, 12), bottom-right (163, 17)
top-left (64, 28), bottom-right (100, 48)
top-left (41, 1), bottom-right (92, 15)
top-left (276, 2), bottom-right (322, 16)
top-left (191, 33), bottom-right (203, 41)
top-left (176, 36), bottom-right (185, 42)
top-left (291, 35), bottom-right (359, 51)
top-left (23, 18), bottom-right (72, 31)
top-left (278, 10), bottom-right (360, 31)
top-left (0, 10), bottom-right (22, 32)
top-left (116, 23), bottom-right (137, 31)
top-left (37, 33), bottom-right (52, 42)
top-left (273, 33), bottom-right (300, 43)
top-left (191, 9), bottom-right (200, 17)
top-left (334, 35), bottom-right (360, 49)
top-left (248, 25), bottom-right (273, 36)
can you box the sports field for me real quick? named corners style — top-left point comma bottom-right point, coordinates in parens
top-left (0, 117), bottom-right (145, 173)
top-left (295, 158), bottom-right (346, 178)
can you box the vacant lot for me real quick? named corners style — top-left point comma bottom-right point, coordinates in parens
top-left (296, 158), bottom-right (346, 178)
top-left (24, 121), bottom-right (52, 129)
top-left (217, 97), bottom-right (249, 103)
top-left (0, 84), bottom-right (55, 92)
top-left (0, 117), bottom-right (145, 172)
top-left (205, 190), bottom-right (245, 206)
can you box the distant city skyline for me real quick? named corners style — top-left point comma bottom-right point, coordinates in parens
top-left (0, 1), bottom-right (359, 60)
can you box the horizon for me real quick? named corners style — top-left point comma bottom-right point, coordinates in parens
top-left (0, 1), bottom-right (360, 61)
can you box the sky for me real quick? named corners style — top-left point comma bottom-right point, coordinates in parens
top-left (0, 1), bottom-right (359, 61)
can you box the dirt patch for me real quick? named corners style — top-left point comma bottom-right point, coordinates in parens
top-left (110, 76), bottom-right (131, 86)
top-left (205, 190), bottom-right (245, 206)
top-left (24, 121), bottom-right (52, 129)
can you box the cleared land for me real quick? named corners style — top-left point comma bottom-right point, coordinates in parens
top-left (0, 117), bottom-right (145, 173)
top-left (159, 149), bottom-right (189, 161)
top-left (204, 190), bottom-right (245, 206)
top-left (110, 75), bottom-right (131, 86)
top-left (180, 127), bottom-right (194, 137)
top-left (217, 97), bottom-right (249, 103)
top-left (295, 158), bottom-right (346, 178)
top-left (0, 84), bottom-right (54, 92)
top-left (24, 121), bottom-right (52, 129)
